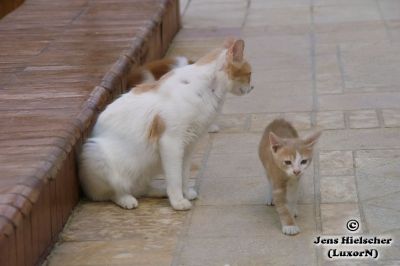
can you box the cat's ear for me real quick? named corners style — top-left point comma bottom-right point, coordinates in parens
top-left (223, 37), bottom-right (236, 49)
top-left (228, 39), bottom-right (245, 62)
top-left (269, 132), bottom-right (283, 153)
top-left (303, 130), bottom-right (322, 149)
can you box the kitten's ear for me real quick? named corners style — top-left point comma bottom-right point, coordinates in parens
top-left (303, 130), bottom-right (322, 148)
top-left (269, 132), bottom-right (283, 153)
top-left (229, 39), bottom-right (245, 62)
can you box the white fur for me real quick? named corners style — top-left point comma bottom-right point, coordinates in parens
top-left (285, 151), bottom-right (309, 177)
top-left (282, 225), bottom-right (300, 235)
top-left (142, 69), bottom-right (156, 83)
top-left (79, 49), bottom-right (252, 210)
top-left (174, 56), bottom-right (190, 68)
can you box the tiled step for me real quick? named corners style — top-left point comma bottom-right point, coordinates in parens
top-left (0, 0), bottom-right (180, 265)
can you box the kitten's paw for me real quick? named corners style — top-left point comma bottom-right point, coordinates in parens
top-left (208, 124), bottom-right (220, 133)
top-left (113, 195), bottom-right (138, 209)
top-left (184, 188), bottom-right (198, 200)
top-left (282, 225), bottom-right (300, 236)
top-left (171, 198), bottom-right (192, 211)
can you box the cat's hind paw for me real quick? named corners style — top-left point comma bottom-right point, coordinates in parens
top-left (170, 198), bottom-right (192, 211)
top-left (282, 225), bottom-right (300, 236)
top-left (113, 195), bottom-right (138, 209)
top-left (184, 188), bottom-right (198, 200)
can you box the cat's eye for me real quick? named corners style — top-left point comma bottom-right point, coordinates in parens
top-left (284, 160), bottom-right (292, 165)
top-left (301, 159), bottom-right (308, 165)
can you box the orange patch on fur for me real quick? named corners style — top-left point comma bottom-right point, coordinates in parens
top-left (195, 48), bottom-right (223, 65)
top-left (224, 60), bottom-right (252, 83)
top-left (131, 82), bottom-right (159, 94)
top-left (146, 58), bottom-right (176, 80)
top-left (127, 67), bottom-right (145, 88)
top-left (148, 114), bottom-right (166, 142)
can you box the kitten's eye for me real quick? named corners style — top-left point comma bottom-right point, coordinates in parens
top-left (301, 159), bottom-right (308, 165)
top-left (284, 160), bottom-right (292, 165)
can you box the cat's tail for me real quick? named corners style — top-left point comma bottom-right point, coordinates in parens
top-left (127, 56), bottom-right (193, 88)
top-left (78, 139), bottom-right (113, 201)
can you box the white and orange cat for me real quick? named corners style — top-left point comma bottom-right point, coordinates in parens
top-left (126, 56), bottom-right (222, 133)
top-left (79, 38), bottom-right (253, 210)
top-left (258, 119), bottom-right (321, 235)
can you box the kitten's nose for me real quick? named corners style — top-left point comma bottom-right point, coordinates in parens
top-left (293, 170), bottom-right (301, 176)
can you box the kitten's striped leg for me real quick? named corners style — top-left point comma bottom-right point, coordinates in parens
top-left (286, 180), bottom-right (299, 217)
top-left (265, 176), bottom-right (274, 206)
top-left (273, 188), bottom-right (300, 235)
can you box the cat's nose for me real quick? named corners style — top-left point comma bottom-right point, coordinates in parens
top-left (293, 170), bottom-right (301, 176)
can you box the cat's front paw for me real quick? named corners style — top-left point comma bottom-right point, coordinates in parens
top-left (171, 198), bottom-right (192, 211)
top-left (282, 225), bottom-right (300, 235)
top-left (184, 188), bottom-right (198, 200)
top-left (208, 124), bottom-right (220, 133)
top-left (113, 195), bottom-right (138, 209)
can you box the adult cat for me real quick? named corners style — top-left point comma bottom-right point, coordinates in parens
top-left (79, 38), bottom-right (253, 210)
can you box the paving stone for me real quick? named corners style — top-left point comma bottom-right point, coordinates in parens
top-left (177, 234), bottom-right (317, 266)
top-left (250, 0), bottom-right (310, 9)
top-left (314, 5), bottom-right (380, 24)
top-left (316, 77), bottom-right (344, 95)
top-left (319, 150), bottom-right (354, 176)
top-left (378, 0), bottom-right (400, 20)
top-left (340, 42), bottom-right (400, 89)
top-left (315, 22), bottom-right (389, 44)
top-left (203, 152), bottom-right (265, 179)
top-left (316, 111), bottom-right (346, 129)
top-left (320, 203), bottom-right (362, 234)
top-left (187, 204), bottom-right (315, 237)
top-left (320, 128), bottom-right (400, 150)
top-left (363, 202), bottom-right (400, 234)
top-left (250, 112), bottom-right (311, 132)
top-left (319, 93), bottom-right (400, 111)
top-left (60, 200), bottom-right (187, 242)
top-left (183, 0), bottom-right (246, 28)
top-left (347, 110), bottom-right (379, 129)
top-left (355, 150), bottom-right (400, 201)
top-left (248, 80), bottom-right (313, 97)
top-left (250, 113), bottom-right (278, 132)
top-left (214, 114), bottom-right (249, 133)
top-left (47, 239), bottom-right (174, 266)
top-left (320, 176), bottom-right (358, 203)
top-left (246, 7), bottom-right (311, 27)
top-left (210, 133), bottom-right (261, 154)
top-left (223, 94), bottom-right (313, 114)
top-left (197, 176), bottom-right (268, 206)
top-left (382, 109), bottom-right (400, 127)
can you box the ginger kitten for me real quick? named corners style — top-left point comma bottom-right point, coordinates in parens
top-left (258, 119), bottom-right (321, 235)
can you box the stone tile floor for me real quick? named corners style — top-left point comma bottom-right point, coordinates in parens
top-left (47, 0), bottom-right (400, 265)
